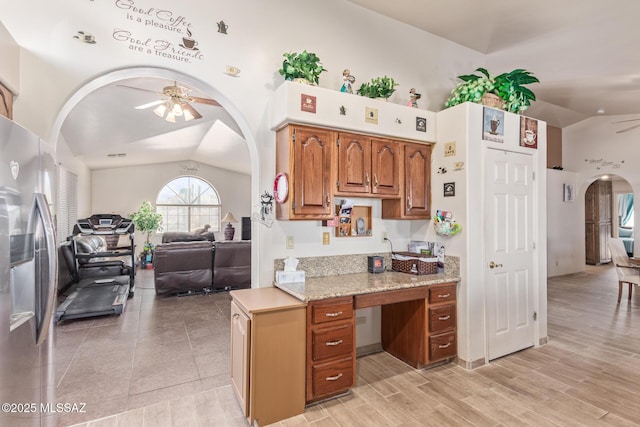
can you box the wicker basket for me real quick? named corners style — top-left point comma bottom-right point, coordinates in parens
top-left (391, 252), bottom-right (438, 275)
top-left (481, 93), bottom-right (505, 110)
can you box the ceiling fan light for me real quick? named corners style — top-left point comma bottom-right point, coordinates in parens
top-left (183, 107), bottom-right (195, 121)
top-left (172, 102), bottom-right (183, 117)
top-left (165, 110), bottom-right (176, 123)
top-left (153, 103), bottom-right (167, 117)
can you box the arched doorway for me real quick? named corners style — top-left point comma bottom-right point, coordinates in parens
top-left (48, 66), bottom-right (260, 285)
top-left (584, 174), bottom-right (634, 265)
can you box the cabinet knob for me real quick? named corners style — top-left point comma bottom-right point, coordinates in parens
top-left (325, 339), bottom-right (343, 346)
top-left (325, 311), bottom-right (343, 317)
top-left (438, 343), bottom-right (452, 349)
top-left (407, 196), bottom-right (413, 209)
top-left (438, 315), bottom-right (451, 321)
top-left (365, 172), bottom-right (370, 188)
top-left (326, 193), bottom-right (330, 208)
top-left (374, 174), bottom-right (379, 188)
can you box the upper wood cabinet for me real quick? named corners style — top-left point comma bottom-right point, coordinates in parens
top-left (276, 125), bottom-right (334, 220)
top-left (336, 133), bottom-right (399, 197)
top-left (382, 142), bottom-right (432, 219)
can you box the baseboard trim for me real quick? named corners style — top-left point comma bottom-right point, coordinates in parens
top-left (356, 343), bottom-right (383, 357)
top-left (456, 357), bottom-right (486, 370)
top-left (539, 336), bottom-right (549, 345)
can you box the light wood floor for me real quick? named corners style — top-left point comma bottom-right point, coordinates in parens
top-left (69, 264), bottom-right (640, 426)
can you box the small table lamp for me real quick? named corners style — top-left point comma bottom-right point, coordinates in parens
top-left (221, 212), bottom-right (238, 240)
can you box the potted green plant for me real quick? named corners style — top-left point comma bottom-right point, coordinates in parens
top-left (130, 200), bottom-right (163, 249)
top-left (356, 76), bottom-right (398, 100)
top-left (278, 50), bottom-right (327, 85)
top-left (444, 67), bottom-right (539, 113)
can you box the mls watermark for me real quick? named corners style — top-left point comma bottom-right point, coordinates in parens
top-left (2, 402), bottom-right (87, 414)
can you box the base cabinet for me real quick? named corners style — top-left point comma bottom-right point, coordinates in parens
top-left (306, 296), bottom-right (355, 403)
top-left (381, 282), bottom-right (457, 367)
top-left (230, 288), bottom-right (307, 426)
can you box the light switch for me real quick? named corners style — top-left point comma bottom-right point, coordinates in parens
top-left (286, 235), bottom-right (294, 249)
top-left (322, 232), bottom-right (330, 245)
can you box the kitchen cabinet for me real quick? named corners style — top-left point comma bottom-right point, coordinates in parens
top-left (276, 125), bottom-right (334, 220)
top-left (382, 142), bottom-right (432, 219)
top-left (381, 282), bottom-right (457, 367)
top-left (306, 296), bottom-right (355, 403)
top-left (336, 132), bottom-right (400, 197)
top-left (230, 288), bottom-right (307, 426)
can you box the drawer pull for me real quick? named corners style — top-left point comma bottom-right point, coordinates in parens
top-left (325, 339), bottom-right (343, 346)
top-left (326, 373), bottom-right (343, 381)
top-left (437, 293), bottom-right (451, 298)
top-left (438, 315), bottom-right (451, 321)
top-left (325, 311), bottom-right (343, 317)
top-left (438, 343), bottom-right (452, 349)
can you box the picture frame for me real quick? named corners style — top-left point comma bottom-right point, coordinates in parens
top-left (444, 182), bottom-right (455, 197)
top-left (563, 183), bottom-right (575, 202)
top-left (482, 107), bottom-right (504, 143)
top-left (520, 116), bottom-right (538, 149)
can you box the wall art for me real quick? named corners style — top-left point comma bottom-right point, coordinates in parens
top-left (563, 183), bottom-right (575, 202)
top-left (520, 116), bottom-right (538, 149)
top-left (416, 117), bottom-right (426, 132)
top-left (365, 107), bottom-right (378, 124)
top-left (444, 182), bottom-right (455, 197)
top-left (482, 107), bottom-right (504, 142)
top-left (301, 94), bottom-right (316, 113)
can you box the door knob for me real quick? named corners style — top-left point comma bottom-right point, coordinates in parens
top-left (489, 261), bottom-right (503, 269)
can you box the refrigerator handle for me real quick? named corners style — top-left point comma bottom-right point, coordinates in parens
top-left (34, 193), bottom-right (57, 346)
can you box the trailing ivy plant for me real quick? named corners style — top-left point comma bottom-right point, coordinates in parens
top-left (444, 67), bottom-right (540, 113)
top-left (356, 76), bottom-right (399, 99)
top-left (278, 50), bottom-right (327, 85)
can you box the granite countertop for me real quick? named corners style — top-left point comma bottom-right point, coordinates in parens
top-left (274, 271), bottom-right (459, 302)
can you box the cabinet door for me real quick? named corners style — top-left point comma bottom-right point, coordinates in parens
top-left (230, 301), bottom-right (250, 416)
top-left (404, 143), bottom-right (431, 217)
top-left (371, 139), bottom-right (399, 196)
top-left (293, 127), bottom-right (333, 217)
top-left (337, 133), bottom-right (371, 194)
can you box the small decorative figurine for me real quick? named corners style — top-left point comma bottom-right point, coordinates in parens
top-left (340, 69), bottom-right (356, 94)
top-left (408, 88), bottom-right (421, 108)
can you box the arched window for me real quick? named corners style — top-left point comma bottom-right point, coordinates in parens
top-left (156, 176), bottom-right (221, 232)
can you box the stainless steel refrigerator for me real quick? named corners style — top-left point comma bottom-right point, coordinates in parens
top-left (0, 115), bottom-right (57, 426)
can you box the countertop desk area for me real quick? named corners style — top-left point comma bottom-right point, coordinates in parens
top-left (275, 271), bottom-right (460, 404)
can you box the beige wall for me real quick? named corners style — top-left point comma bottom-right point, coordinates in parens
top-left (547, 125), bottom-right (562, 168)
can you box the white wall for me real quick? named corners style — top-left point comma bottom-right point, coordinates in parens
top-left (91, 161), bottom-right (250, 247)
top-left (0, 0), bottom-right (485, 286)
top-left (0, 21), bottom-right (19, 93)
top-left (564, 115), bottom-right (640, 258)
top-left (546, 170), bottom-right (583, 277)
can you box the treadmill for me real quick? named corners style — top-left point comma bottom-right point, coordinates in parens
top-left (55, 214), bottom-right (136, 322)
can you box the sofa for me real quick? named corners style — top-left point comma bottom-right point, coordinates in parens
top-left (153, 239), bottom-right (251, 296)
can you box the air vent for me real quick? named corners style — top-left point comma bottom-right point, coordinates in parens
top-left (107, 153), bottom-right (127, 158)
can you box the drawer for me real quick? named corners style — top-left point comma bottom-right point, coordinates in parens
top-left (311, 356), bottom-right (354, 398)
top-left (428, 284), bottom-right (456, 304)
top-left (311, 297), bottom-right (354, 325)
top-left (429, 331), bottom-right (457, 362)
top-left (312, 323), bottom-right (353, 361)
top-left (428, 304), bottom-right (456, 333)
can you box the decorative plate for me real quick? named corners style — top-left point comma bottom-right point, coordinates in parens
top-left (274, 172), bottom-right (289, 203)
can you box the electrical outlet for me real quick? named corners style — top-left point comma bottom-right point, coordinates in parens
top-left (382, 232), bottom-right (388, 243)
top-left (356, 316), bottom-right (366, 325)
top-left (286, 235), bottom-right (294, 249)
top-left (322, 232), bottom-right (330, 245)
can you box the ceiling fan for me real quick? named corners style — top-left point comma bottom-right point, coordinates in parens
top-left (612, 118), bottom-right (640, 134)
top-left (117, 82), bottom-right (220, 123)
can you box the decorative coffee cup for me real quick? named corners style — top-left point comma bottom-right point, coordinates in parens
top-left (490, 119), bottom-right (500, 132)
top-left (182, 37), bottom-right (198, 49)
top-left (525, 130), bottom-right (536, 143)
top-left (226, 65), bottom-right (240, 76)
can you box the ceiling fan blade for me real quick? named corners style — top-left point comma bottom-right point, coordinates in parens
top-left (190, 96), bottom-right (221, 106)
top-left (182, 102), bottom-right (203, 121)
top-left (135, 100), bottom-right (165, 110)
top-left (116, 84), bottom-right (164, 96)
top-left (616, 124), bottom-right (640, 133)
top-left (611, 118), bottom-right (640, 124)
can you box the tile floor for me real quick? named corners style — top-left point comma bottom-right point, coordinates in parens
top-left (58, 264), bottom-right (640, 426)
top-left (55, 269), bottom-right (243, 426)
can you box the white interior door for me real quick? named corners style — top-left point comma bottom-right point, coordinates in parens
top-left (485, 148), bottom-right (535, 360)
